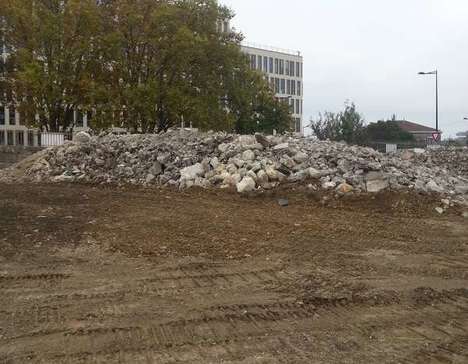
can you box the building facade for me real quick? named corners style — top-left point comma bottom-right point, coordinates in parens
top-left (241, 43), bottom-right (304, 134)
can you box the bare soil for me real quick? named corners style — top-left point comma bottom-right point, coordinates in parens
top-left (1, 183), bottom-right (467, 363)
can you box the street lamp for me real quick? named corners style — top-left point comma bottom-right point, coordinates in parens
top-left (418, 70), bottom-right (439, 132)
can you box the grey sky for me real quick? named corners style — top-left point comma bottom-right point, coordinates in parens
top-left (222, 0), bottom-right (468, 137)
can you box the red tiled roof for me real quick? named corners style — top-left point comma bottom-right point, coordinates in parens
top-left (395, 120), bottom-right (440, 133)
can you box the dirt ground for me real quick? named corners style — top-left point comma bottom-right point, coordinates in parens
top-left (1, 183), bottom-right (468, 364)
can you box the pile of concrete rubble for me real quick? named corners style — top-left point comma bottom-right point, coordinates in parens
top-left (2, 130), bottom-right (467, 205)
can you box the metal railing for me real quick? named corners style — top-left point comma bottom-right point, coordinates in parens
top-left (241, 41), bottom-right (302, 57)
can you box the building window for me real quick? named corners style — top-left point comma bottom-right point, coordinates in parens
top-left (274, 78), bottom-right (280, 94)
top-left (0, 130), bottom-right (5, 145)
top-left (250, 54), bottom-right (256, 70)
top-left (76, 111), bottom-right (84, 127)
top-left (290, 63), bottom-right (295, 77)
top-left (287, 79), bottom-right (291, 94)
top-left (257, 55), bottom-right (262, 71)
top-left (15, 131), bottom-right (24, 146)
top-left (28, 130), bottom-right (34, 146)
top-left (300, 100), bottom-right (303, 114)
top-left (7, 130), bottom-right (14, 145)
top-left (274, 59), bottom-right (279, 74)
top-left (285, 61), bottom-right (290, 76)
top-left (263, 57), bottom-right (268, 72)
top-left (296, 62), bottom-right (300, 77)
top-left (290, 99), bottom-right (295, 113)
top-left (269, 57), bottom-right (273, 73)
top-left (296, 119), bottom-right (301, 133)
top-left (297, 81), bottom-right (301, 96)
top-left (280, 79), bottom-right (285, 94)
top-left (9, 107), bottom-right (16, 125)
top-left (296, 99), bottom-right (300, 114)
top-left (279, 59), bottom-right (284, 75)
top-left (291, 80), bottom-right (296, 95)
top-left (0, 106), bottom-right (5, 125)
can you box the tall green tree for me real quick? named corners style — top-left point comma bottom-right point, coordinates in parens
top-left (3, 0), bottom-right (103, 131)
top-left (365, 120), bottom-right (415, 142)
top-left (310, 102), bottom-right (366, 144)
top-left (3, 0), bottom-right (292, 134)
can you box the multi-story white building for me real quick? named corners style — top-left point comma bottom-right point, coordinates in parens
top-left (241, 43), bottom-right (304, 134)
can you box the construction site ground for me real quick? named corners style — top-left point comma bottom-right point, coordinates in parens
top-left (1, 183), bottom-right (468, 363)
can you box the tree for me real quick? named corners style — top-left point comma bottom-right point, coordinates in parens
top-left (3, 0), bottom-right (103, 131)
top-left (365, 120), bottom-right (415, 142)
top-left (3, 0), bottom-right (292, 134)
top-left (309, 102), bottom-right (366, 144)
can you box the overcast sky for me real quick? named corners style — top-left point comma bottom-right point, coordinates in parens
top-left (222, 0), bottom-right (468, 137)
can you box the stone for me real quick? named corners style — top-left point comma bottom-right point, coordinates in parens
top-left (293, 151), bottom-right (308, 163)
top-left (308, 168), bottom-right (322, 179)
top-left (322, 181), bottom-right (336, 190)
top-left (74, 131), bottom-right (91, 143)
top-left (255, 133), bottom-right (271, 148)
top-left (455, 185), bottom-right (468, 194)
top-left (265, 166), bottom-right (279, 181)
top-left (441, 199), bottom-right (450, 206)
top-left (426, 180), bottom-right (444, 194)
top-left (366, 179), bottom-right (389, 193)
top-left (145, 174), bottom-right (156, 183)
top-left (278, 198), bottom-right (289, 207)
top-left (435, 207), bottom-right (445, 215)
top-left (273, 143), bottom-right (289, 151)
top-left (463, 211), bottom-right (468, 219)
top-left (400, 150), bottom-right (414, 160)
top-left (242, 150), bottom-right (255, 161)
top-left (256, 170), bottom-right (269, 186)
top-left (180, 163), bottom-right (204, 181)
top-left (149, 162), bottom-right (163, 176)
top-left (236, 176), bottom-right (256, 193)
top-left (210, 157), bottom-right (220, 169)
top-left (336, 182), bottom-right (354, 194)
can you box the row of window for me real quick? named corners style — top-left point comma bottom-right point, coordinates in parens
top-left (248, 53), bottom-right (303, 78)
top-left (288, 98), bottom-right (303, 115)
top-left (0, 106), bottom-right (88, 127)
top-left (0, 105), bottom-right (16, 125)
top-left (268, 77), bottom-right (302, 97)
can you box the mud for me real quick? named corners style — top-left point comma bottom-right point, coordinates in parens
top-left (1, 183), bottom-right (467, 363)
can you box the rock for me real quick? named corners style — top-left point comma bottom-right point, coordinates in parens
top-left (149, 162), bottom-right (163, 176)
top-left (236, 176), bottom-right (256, 193)
top-left (366, 179), bottom-right (389, 193)
top-left (74, 131), bottom-right (91, 143)
top-left (462, 211), bottom-right (468, 218)
top-left (145, 174), bottom-right (156, 183)
top-left (265, 166), bottom-right (279, 181)
top-left (426, 180), bottom-right (444, 194)
top-left (308, 168), bottom-right (322, 179)
top-left (435, 207), bottom-right (445, 215)
top-left (256, 170), bottom-right (269, 186)
top-left (441, 199), bottom-right (450, 206)
top-left (255, 133), bottom-right (271, 148)
top-left (400, 150), bottom-right (414, 160)
top-left (336, 183), bottom-right (354, 194)
top-left (293, 151), bottom-right (308, 163)
top-left (322, 181), bottom-right (336, 190)
top-left (455, 185), bottom-right (468, 194)
top-left (273, 143), bottom-right (289, 151)
top-left (242, 150), bottom-right (255, 161)
top-left (180, 163), bottom-right (204, 181)
top-left (278, 198), bottom-right (289, 207)
top-left (210, 157), bottom-right (220, 169)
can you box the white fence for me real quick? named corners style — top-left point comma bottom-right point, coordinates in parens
top-left (40, 132), bottom-right (65, 147)
top-left (0, 128), bottom-right (70, 147)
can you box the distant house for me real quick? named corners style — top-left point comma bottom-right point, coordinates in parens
top-left (395, 120), bottom-right (441, 143)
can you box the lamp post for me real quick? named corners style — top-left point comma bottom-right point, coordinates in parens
top-left (418, 70), bottom-right (439, 133)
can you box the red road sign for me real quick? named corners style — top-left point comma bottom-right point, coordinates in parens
top-left (432, 133), bottom-right (441, 142)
